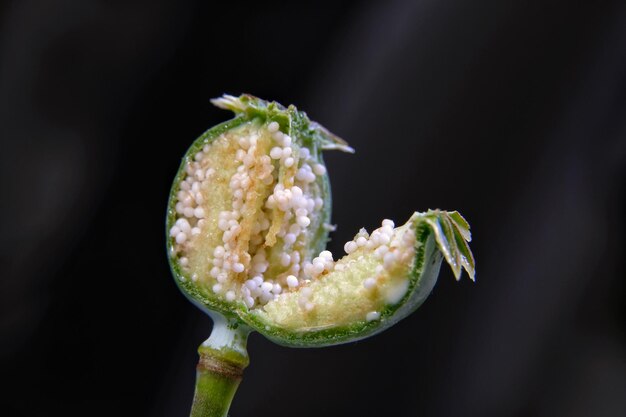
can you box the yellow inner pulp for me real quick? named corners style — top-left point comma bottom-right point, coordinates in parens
top-left (171, 121), bottom-right (416, 329)
top-left (184, 134), bottom-right (244, 283)
top-left (185, 124), bottom-right (274, 284)
top-left (258, 239), bottom-right (414, 331)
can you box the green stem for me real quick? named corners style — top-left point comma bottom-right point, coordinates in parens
top-left (190, 314), bottom-right (251, 417)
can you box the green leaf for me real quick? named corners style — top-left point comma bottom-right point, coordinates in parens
top-left (423, 213), bottom-right (455, 273)
top-left (452, 223), bottom-right (475, 281)
top-left (448, 210), bottom-right (471, 242)
top-left (420, 210), bottom-right (475, 282)
top-left (440, 214), bottom-right (463, 280)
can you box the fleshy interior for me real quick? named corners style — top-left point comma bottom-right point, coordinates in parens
top-left (169, 120), bottom-right (416, 327)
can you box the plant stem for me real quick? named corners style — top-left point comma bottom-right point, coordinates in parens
top-left (190, 314), bottom-right (251, 417)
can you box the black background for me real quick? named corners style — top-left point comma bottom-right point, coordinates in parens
top-left (1, 1), bottom-right (624, 416)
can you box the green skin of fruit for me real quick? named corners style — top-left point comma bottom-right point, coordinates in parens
top-left (166, 95), bottom-right (474, 348)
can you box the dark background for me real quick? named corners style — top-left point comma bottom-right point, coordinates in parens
top-left (1, 1), bottom-right (624, 416)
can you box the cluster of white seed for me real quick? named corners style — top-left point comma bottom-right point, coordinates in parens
top-left (238, 123), bottom-right (330, 307)
top-left (208, 130), bottom-right (274, 302)
top-left (331, 219), bottom-right (415, 297)
top-left (169, 142), bottom-right (216, 265)
top-left (341, 220), bottom-right (415, 323)
top-left (345, 219), bottom-right (416, 288)
top-left (294, 221), bottom-right (414, 318)
top-left (170, 120), bottom-right (415, 315)
top-left (170, 121), bottom-right (331, 309)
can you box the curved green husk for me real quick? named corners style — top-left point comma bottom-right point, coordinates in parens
top-left (166, 95), bottom-right (341, 318)
top-left (166, 94), bottom-right (475, 348)
top-left (241, 210), bottom-right (473, 347)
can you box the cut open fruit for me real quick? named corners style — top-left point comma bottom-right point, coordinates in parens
top-left (166, 94), bottom-right (474, 347)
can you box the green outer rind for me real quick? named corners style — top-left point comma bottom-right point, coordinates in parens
top-left (166, 98), bottom-right (335, 319)
top-left (166, 95), bottom-right (475, 348)
top-left (241, 220), bottom-right (443, 347)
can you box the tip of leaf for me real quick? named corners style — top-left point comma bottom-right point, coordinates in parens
top-left (321, 143), bottom-right (355, 153)
top-left (310, 121), bottom-right (355, 154)
top-left (466, 266), bottom-right (476, 282)
top-left (210, 94), bottom-right (248, 113)
top-left (420, 210), bottom-right (475, 282)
